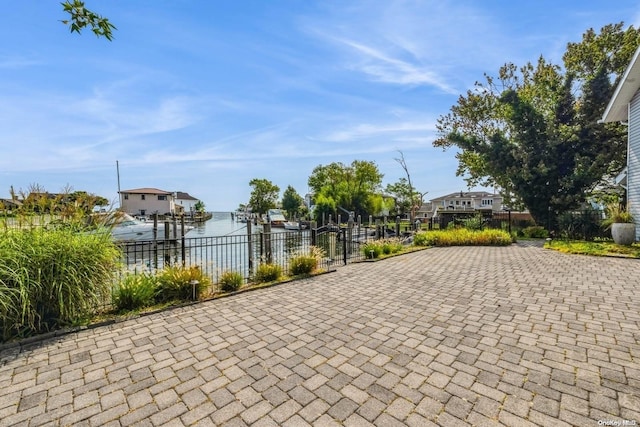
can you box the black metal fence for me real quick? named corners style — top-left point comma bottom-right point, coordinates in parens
top-left (118, 223), bottom-right (382, 285)
top-left (425, 209), bottom-right (608, 240)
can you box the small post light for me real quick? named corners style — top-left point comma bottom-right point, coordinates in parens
top-left (190, 279), bottom-right (199, 301)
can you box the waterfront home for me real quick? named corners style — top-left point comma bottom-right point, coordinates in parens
top-left (119, 187), bottom-right (175, 217)
top-left (601, 44), bottom-right (640, 241)
top-left (418, 191), bottom-right (503, 220)
top-left (175, 191), bottom-right (200, 213)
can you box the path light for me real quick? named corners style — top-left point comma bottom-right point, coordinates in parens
top-left (190, 279), bottom-right (199, 301)
top-left (502, 206), bottom-right (512, 235)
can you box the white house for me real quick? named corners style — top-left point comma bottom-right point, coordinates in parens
top-left (601, 45), bottom-right (640, 240)
top-left (119, 188), bottom-right (175, 216)
top-left (418, 191), bottom-right (503, 219)
top-left (175, 191), bottom-right (200, 213)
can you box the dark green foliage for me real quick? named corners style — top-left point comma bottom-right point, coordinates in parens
top-left (248, 178), bottom-right (280, 216)
top-left (521, 226), bottom-right (548, 238)
top-left (434, 24), bottom-right (637, 224)
top-left (308, 160), bottom-right (383, 220)
top-left (557, 210), bottom-right (605, 240)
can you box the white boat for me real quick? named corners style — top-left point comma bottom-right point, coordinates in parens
top-left (267, 209), bottom-right (287, 227)
top-left (99, 213), bottom-right (193, 242)
top-left (283, 221), bottom-right (307, 230)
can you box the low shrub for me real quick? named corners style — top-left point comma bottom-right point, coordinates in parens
top-left (362, 238), bottom-right (404, 258)
top-left (521, 226), bottom-right (548, 238)
top-left (112, 273), bottom-right (156, 311)
top-left (381, 238), bottom-right (403, 254)
top-left (362, 241), bottom-right (382, 258)
top-left (461, 214), bottom-right (484, 230)
top-left (155, 265), bottom-right (211, 302)
top-left (289, 255), bottom-right (317, 275)
top-left (254, 263), bottom-right (282, 283)
top-left (289, 246), bottom-right (324, 275)
top-left (413, 229), bottom-right (513, 247)
top-left (218, 270), bottom-right (243, 292)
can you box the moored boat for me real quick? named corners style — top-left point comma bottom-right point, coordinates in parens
top-left (283, 221), bottom-right (307, 230)
top-left (97, 212), bottom-right (193, 242)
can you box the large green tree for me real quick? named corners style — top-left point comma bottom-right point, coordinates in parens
top-left (434, 23), bottom-right (639, 224)
top-left (281, 186), bottom-right (304, 219)
top-left (308, 160), bottom-right (383, 220)
top-left (248, 179), bottom-right (279, 216)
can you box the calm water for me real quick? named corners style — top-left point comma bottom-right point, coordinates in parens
top-left (185, 212), bottom-right (291, 238)
top-left (186, 212), bottom-right (249, 237)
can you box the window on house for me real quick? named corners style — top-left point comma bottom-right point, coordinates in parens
top-left (482, 199), bottom-right (493, 206)
top-left (141, 195), bottom-right (146, 200)
top-left (123, 194), bottom-right (129, 200)
top-left (158, 195), bottom-right (167, 201)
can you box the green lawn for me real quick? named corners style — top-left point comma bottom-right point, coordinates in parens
top-left (544, 240), bottom-right (640, 258)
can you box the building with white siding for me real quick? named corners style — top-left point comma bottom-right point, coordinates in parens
top-left (119, 188), bottom-right (175, 216)
top-left (601, 45), bottom-right (640, 241)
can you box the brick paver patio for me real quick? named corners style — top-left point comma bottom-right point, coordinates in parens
top-left (1, 243), bottom-right (639, 426)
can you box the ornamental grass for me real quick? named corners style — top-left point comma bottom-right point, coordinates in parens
top-left (0, 228), bottom-right (120, 341)
top-left (413, 228), bottom-right (513, 247)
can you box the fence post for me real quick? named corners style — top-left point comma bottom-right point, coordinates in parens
top-left (181, 215), bottom-right (186, 265)
top-left (311, 221), bottom-right (317, 246)
top-left (264, 223), bottom-right (272, 264)
top-left (247, 220), bottom-right (253, 277)
top-left (342, 228), bottom-right (347, 265)
top-left (153, 213), bottom-right (158, 268)
top-left (346, 212), bottom-right (354, 255)
top-left (395, 216), bottom-right (400, 236)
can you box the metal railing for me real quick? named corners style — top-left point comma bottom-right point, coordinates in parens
top-left (118, 224), bottom-right (377, 284)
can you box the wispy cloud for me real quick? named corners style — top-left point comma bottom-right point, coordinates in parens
top-left (322, 120), bottom-right (436, 143)
top-left (330, 37), bottom-right (457, 92)
top-left (0, 55), bottom-right (42, 69)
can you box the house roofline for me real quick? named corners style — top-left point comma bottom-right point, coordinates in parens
top-left (119, 187), bottom-right (172, 195)
top-left (602, 45), bottom-right (640, 123)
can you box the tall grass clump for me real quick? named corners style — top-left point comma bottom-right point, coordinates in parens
top-left (112, 273), bottom-right (157, 311)
top-left (361, 238), bottom-right (404, 259)
top-left (289, 246), bottom-right (325, 275)
top-left (155, 265), bottom-right (211, 302)
top-left (218, 270), bottom-right (244, 292)
top-left (254, 263), bottom-right (282, 283)
top-left (414, 229), bottom-right (513, 247)
top-left (0, 228), bottom-right (120, 341)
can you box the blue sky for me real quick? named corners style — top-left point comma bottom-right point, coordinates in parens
top-left (1, 1), bottom-right (639, 211)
